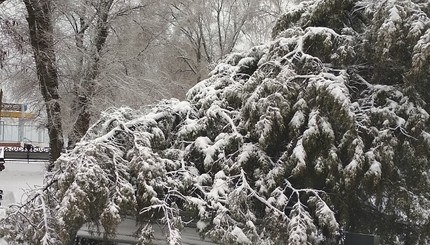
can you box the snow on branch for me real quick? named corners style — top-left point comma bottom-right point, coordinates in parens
top-left (2, 2), bottom-right (430, 244)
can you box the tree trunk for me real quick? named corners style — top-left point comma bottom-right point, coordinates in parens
top-left (24, 0), bottom-right (63, 167)
top-left (67, 0), bottom-right (114, 149)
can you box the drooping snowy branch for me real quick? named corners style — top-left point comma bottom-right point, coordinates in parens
top-left (1, 1), bottom-right (430, 244)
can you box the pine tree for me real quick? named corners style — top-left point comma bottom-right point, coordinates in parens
top-left (1, 0), bottom-right (430, 244)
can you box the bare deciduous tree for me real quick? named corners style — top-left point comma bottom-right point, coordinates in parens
top-left (56, 0), bottom-right (164, 148)
top-left (22, 0), bottom-right (63, 165)
top-left (0, 0), bottom-right (288, 156)
top-left (60, 0), bottom-right (115, 148)
top-left (164, 0), bottom-right (286, 83)
top-left (0, 0), bottom-right (63, 165)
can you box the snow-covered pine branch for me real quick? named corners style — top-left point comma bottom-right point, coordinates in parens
top-left (2, 0), bottom-right (430, 244)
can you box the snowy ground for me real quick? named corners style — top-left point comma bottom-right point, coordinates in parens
top-left (0, 160), bottom-right (216, 245)
top-left (0, 160), bottom-right (46, 209)
top-left (0, 160), bottom-right (47, 245)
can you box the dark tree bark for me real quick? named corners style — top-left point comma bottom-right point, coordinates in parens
top-left (23, 0), bottom-right (63, 166)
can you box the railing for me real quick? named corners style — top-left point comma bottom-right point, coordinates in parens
top-left (3, 146), bottom-right (50, 160)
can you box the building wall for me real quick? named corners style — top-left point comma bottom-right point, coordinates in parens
top-left (0, 118), bottom-right (49, 147)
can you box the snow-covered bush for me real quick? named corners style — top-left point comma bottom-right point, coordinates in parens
top-left (1, 0), bottom-right (430, 244)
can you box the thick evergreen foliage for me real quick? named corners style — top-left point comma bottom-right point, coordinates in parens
top-left (1, 0), bottom-right (430, 244)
